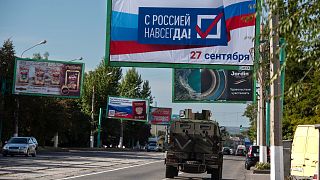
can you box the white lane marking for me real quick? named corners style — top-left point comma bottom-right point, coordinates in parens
top-left (57, 160), bottom-right (163, 180)
top-left (162, 172), bottom-right (183, 180)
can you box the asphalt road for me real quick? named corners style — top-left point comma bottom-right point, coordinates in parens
top-left (61, 155), bottom-right (247, 180)
top-left (0, 150), bottom-right (256, 180)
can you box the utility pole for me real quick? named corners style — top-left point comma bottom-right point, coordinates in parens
top-left (90, 85), bottom-right (95, 148)
top-left (259, 58), bottom-right (267, 163)
top-left (259, 21), bottom-right (267, 163)
top-left (269, 6), bottom-right (284, 180)
top-left (256, 95), bottom-right (260, 145)
top-left (97, 108), bottom-right (102, 148)
top-left (254, 0), bottom-right (261, 147)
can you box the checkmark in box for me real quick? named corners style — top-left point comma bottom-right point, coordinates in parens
top-left (196, 13), bottom-right (224, 39)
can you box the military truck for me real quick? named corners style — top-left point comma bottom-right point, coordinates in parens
top-left (165, 109), bottom-right (224, 180)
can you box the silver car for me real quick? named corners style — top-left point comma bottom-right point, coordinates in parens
top-left (147, 142), bottom-right (159, 152)
top-left (2, 137), bottom-right (37, 157)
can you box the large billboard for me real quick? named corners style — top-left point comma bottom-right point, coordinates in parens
top-left (149, 107), bottom-right (172, 125)
top-left (173, 68), bottom-right (253, 102)
top-left (107, 96), bottom-right (149, 122)
top-left (13, 58), bottom-right (84, 98)
top-left (108, 0), bottom-right (256, 68)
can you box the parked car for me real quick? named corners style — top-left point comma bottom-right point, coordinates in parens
top-left (245, 145), bottom-right (259, 170)
top-left (30, 137), bottom-right (38, 150)
top-left (222, 147), bottom-right (231, 155)
top-left (230, 148), bottom-right (235, 155)
top-left (147, 142), bottom-right (159, 152)
top-left (235, 145), bottom-right (246, 156)
top-left (2, 137), bottom-right (37, 157)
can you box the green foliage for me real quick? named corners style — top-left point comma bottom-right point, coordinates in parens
top-left (280, 0), bottom-right (320, 138)
top-left (119, 68), bottom-right (142, 97)
top-left (119, 68), bottom-right (152, 147)
top-left (249, 0), bottom-right (320, 140)
top-left (141, 80), bottom-right (153, 103)
top-left (243, 103), bottom-right (257, 142)
top-left (0, 39), bottom-right (16, 143)
top-left (79, 60), bottom-right (122, 146)
top-left (255, 162), bottom-right (270, 170)
top-left (80, 61), bottom-right (122, 116)
top-left (0, 39), bottom-right (15, 79)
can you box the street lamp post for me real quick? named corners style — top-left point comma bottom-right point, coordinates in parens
top-left (20, 40), bottom-right (47, 58)
top-left (69, 57), bottom-right (83, 62)
top-left (91, 72), bottom-right (113, 148)
top-left (14, 40), bottom-right (47, 137)
top-left (118, 87), bottom-right (138, 148)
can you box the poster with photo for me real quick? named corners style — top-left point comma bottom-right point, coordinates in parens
top-left (13, 58), bottom-right (84, 98)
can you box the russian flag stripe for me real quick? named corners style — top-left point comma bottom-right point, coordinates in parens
top-left (111, 27), bottom-right (137, 41)
top-left (226, 13), bottom-right (255, 32)
top-left (110, 41), bottom-right (201, 55)
top-left (112, 11), bottom-right (138, 28)
top-left (224, 1), bottom-right (255, 20)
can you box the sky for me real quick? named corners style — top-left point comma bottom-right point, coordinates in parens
top-left (0, 0), bottom-right (251, 127)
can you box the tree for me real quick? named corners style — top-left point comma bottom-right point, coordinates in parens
top-left (254, 0), bottom-right (320, 139)
top-left (275, 0), bottom-right (320, 139)
top-left (119, 68), bottom-right (152, 148)
top-left (243, 103), bottom-right (257, 142)
top-left (0, 39), bottom-right (16, 144)
top-left (141, 80), bottom-right (153, 103)
top-left (80, 60), bottom-right (122, 146)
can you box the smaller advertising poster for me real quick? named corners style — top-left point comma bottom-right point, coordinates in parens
top-left (107, 96), bottom-right (149, 121)
top-left (13, 58), bottom-right (84, 98)
top-left (149, 107), bottom-right (172, 125)
top-left (173, 68), bottom-right (253, 102)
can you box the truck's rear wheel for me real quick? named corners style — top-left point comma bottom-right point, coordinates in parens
top-left (211, 166), bottom-right (222, 180)
top-left (165, 165), bottom-right (177, 178)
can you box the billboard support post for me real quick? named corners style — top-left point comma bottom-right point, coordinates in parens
top-left (97, 108), bottom-right (102, 148)
top-left (13, 98), bottom-right (19, 137)
top-left (118, 119), bottom-right (123, 148)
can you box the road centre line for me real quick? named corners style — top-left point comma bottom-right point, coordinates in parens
top-left (57, 160), bottom-right (164, 180)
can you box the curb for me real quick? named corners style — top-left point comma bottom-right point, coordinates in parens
top-left (253, 169), bottom-right (270, 174)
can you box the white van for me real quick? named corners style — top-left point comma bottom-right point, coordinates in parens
top-left (291, 125), bottom-right (319, 178)
top-left (235, 145), bottom-right (246, 156)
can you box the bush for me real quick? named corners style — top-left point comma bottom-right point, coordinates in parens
top-left (255, 162), bottom-right (270, 170)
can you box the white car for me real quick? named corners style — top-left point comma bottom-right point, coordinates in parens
top-left (147, 142), bottom-right (159, 152)
top-left (2, 137), bottom-right (37, 157)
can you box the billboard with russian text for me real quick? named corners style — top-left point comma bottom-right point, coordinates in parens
top-left (149, 107), bottom-right (172, 125)
top-left (13, 58), bottom-right (84, 98)
top-left (173, 68), bottom-right (253, 102)
top-left (108, 0), bottom-right (255, 68)
top-left (107, 96), bottom-right (149, 122)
